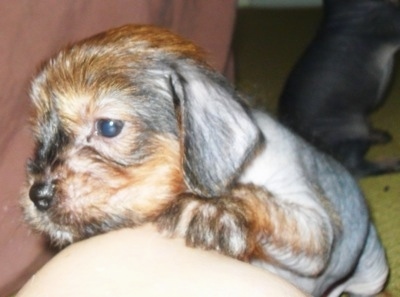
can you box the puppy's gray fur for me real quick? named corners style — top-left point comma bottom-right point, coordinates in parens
top-left (22, 25), bottom-right (388, 296)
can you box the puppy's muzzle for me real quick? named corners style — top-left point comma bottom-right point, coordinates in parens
top-left (29, 182), bottom-right (55, 211)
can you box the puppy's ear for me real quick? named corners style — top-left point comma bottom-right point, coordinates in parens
top-left (169, 65), bottom-right (263, 197)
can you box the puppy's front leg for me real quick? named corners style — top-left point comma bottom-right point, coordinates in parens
top-left (156, 185), bottom-right (333, 276)
top-left (156, 188), bottom-right (257, 261)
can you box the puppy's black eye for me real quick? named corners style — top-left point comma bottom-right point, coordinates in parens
top-left (96, 119), bottom-right (124, 138)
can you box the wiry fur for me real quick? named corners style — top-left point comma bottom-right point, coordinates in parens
top-left (22, 25), bottom-right (388, 297)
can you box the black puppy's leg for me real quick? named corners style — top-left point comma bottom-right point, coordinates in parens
top-left (333, 139), bottom-right (400, 177)
top-left (368, 128), bottom-right (392, 145)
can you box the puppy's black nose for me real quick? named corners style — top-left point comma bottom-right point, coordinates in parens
top-left (29, 182), bottom-right (55, 211)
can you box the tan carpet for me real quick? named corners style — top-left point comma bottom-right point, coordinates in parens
top-left (234, 7), bottom-right (400, 296)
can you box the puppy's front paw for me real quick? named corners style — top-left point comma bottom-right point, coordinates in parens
top-left (156, 192), bottom-right (256, 260)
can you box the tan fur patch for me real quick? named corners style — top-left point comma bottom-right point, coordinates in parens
top-left (157, 184), bottom-right (331, 276)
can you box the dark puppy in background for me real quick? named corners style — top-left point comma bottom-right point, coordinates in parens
top-left (22, 25), bottom-right (388, 297)
top-left (279, 0), bottom-right (400, 177)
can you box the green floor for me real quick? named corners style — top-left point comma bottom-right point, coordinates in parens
top-left (234, 8), bottom-right (400, 296)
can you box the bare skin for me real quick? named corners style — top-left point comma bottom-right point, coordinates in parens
top-left (17, 225), bottom-right (308, 297)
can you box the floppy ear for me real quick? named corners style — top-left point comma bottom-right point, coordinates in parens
top-left (169, 64), bottom-right (263, 197)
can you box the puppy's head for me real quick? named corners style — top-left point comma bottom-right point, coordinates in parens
top-left (21, 25), bottom-right (262, 246)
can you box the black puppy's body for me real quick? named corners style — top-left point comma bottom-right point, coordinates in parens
top-left (279, 0), bottom-right (400, 177)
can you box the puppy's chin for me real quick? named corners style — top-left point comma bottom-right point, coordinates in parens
top-left (22, 213), bottom-right (136, 248)
top-left (20, 187), bottom-right (139, 247)
top-left (21, 195), bottom-right (76, 247)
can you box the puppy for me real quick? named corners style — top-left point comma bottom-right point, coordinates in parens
top-left (279, 0), bottom-right (400, 177)
top-left (22, 25), bottom-right (388, 297)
